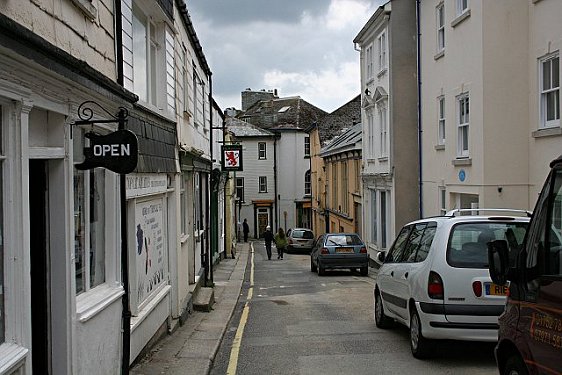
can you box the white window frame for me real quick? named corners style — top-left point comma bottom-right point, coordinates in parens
top-left (540, 53), bottom-right (560, 129)
top-left (181, 46), bottom-right (189, 114)
top-left (342, 162), bottom-right (348, 213)
top-left (304, 137), bottom-right (310, 157)
top-left (304, 170), bottom-right (311, 196)
top-left (439, 186), bottom-right (447, 215)
top-left (366, 44), bottom-right (374, 81)
top-left (378, 32), bottom-right (387, 73)
top-left (0, 104), bottom-right (4, 343)
top-left (436, 3), bottom-right (445, 52)
top-left (180, 176), bottom-right (187, 236)
top-left (438, 96), bottom-right (446, 145)
top-left (379, 106), bottom-right (388, 158)
top-left (258, 176), bottom-right (267, 193)
top-left (258, 142), bottom-right (267, 160)
top-left (457, 93), bottom-right (469, 158)
top-left (456, 0), bottom-right (468, 15)
top-left (367, 110), bottom-right (375, 159)
top-left (73, 128), bottom-right (120, 297)
top-left (132, 4), bottom-right (160, 106)
top-left (236, 177), bottom-right (244, 202)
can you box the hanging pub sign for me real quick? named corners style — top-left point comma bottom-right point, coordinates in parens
top-left (221, 144), bottom-right (243, 171)
top-left (75, 129), bottom-right (139, 174)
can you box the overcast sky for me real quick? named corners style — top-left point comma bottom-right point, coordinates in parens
top-left (186, 0), bottom-right (385, 113)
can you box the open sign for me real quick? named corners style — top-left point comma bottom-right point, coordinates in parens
top-left (76, 129), bottom-right (138, 174)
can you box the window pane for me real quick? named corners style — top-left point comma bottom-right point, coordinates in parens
top-left (132, 7), bottom-right (148, 102)
top-left (462, 125), bottom-right (469, 151)
top-left (381, 191), bottom-right (387, 248)
top-left (74, 170), bottom-right (86, 294)
top-left (543, 59), bottom-right (552, 90)
top-left (547, 91), bottom-right (558, 121)
top-left (553, 57), bottom-right (559, 87)
top-left (89, 169), bottom-right (105, 288)
top-left (415, 224), bottom-right (437, 262)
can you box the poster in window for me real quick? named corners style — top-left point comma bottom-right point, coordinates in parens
top-left (135, 198), bottom-right (166, 305)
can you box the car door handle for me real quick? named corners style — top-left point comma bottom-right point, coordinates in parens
top-left (404, 272), bottom-right (409, 279)
top-left (390, 271), bottom-right (394, 277)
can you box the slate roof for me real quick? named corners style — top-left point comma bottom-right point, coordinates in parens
top-left (238, 96), bottom-right (327, 130)
top-left (319, 122), bottom-right (362, 158)
top-left (310, 95), bottom-right (361, 147)
top-left (226, 116), bottom-right (276, 138)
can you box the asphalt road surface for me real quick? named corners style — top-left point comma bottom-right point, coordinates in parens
top-left (210, 241), bottom-right (498, 375)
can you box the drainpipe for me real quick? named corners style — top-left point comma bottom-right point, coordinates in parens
top-left (416, 0), bottom-right (423, 218)
top-left (207, 75), bottom-right (213, 285)
top-left (114, 1), bottom-right (131, 374)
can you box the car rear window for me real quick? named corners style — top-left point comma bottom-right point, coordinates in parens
top-left (326, 234), bottom-right (362, 246)
top-left (292, 230), bottom-right (314, 239)
top-left (447, 222), bottom-right (528, 268)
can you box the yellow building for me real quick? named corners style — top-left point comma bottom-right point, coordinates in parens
top-left (308, 95), bottom-right (361, 237)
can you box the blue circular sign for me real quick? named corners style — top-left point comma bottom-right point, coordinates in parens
top-left (459, 169), bottom-right (466, 182)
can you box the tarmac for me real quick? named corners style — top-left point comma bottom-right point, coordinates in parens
top-left (130, 242), bottom-right (250, 375)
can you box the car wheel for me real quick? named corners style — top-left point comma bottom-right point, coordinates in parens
top-left (503, 355), bottom-right (528, 375)
top-left (410, 308), bottom-right (432, 359)
top-left (374, 291), bottom-right (393, 329)
top-left (360, 266), bottom-right (368, 276)
top-left (310, 257), bottom-right (317, 272)
top-left (318, 261), bottom-right (325, 276)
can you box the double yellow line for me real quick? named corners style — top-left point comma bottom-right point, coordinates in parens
top-left (226, 242), bottom-right (255, 375)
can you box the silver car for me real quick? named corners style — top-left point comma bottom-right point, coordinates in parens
top-left (286, 228), bottom-right (315, 253)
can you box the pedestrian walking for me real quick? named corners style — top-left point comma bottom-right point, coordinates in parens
top-left (263, 225), bottom-right (273, 260)
top-left (274, 228), bottom-right (288, 260)
top-left (243, 218), bottom-right (249, 242)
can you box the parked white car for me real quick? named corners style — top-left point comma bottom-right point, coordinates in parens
top-left (374, 209), bottom-right (530, 358)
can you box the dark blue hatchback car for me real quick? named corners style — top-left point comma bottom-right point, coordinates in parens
top-left (310, 233), bottom-right (369, 276)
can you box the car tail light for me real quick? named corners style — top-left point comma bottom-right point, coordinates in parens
top-left (360, 247), bottom-right (367, 254)
top-left (472, 281), bottom-right (482, 297)
top-left (320, 247), bottom-right (329, 254)
top-left (428, 271), bottom-right (444, 300)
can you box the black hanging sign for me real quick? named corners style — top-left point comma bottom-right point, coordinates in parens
top-left (75, 129), bottom-right (138, 174)
top-left (221, 144), bottom-right (243, 171)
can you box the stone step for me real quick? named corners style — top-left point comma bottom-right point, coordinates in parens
top-left (193, 287), bottom-right (215, 312)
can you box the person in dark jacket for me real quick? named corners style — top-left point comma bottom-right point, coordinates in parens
top-left (243, 218), bottom-right (249, 242)
top-left (263, 225), bottom-right (273, 260)
top-left (274, 228), bottom-right (288, 260)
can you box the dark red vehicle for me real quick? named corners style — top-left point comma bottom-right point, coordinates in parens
top-left (489, 155), bottom-right (562, 375)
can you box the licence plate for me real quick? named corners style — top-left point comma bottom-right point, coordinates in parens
top-left (485, 283), bottom-right (508, 296)
top-left (335, 247), bottom-right (353, 253)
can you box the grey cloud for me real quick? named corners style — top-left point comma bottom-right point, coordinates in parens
top-left (186, 0), bottom-right (329, 26)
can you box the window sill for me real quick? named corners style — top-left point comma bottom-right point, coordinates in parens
top-left (532, 126), bottom-right (562, 138)
top-left (378, 156), bottom-right (389, 162)
top-left (434, 50), bottom-right (445, 60)
top-left (180, 233), bottom-right (190, 244)
top-left (434, 144), bottom-right (445, 151)
top-left (451, 9), bottom-right (471, 28)
top-left (377, 68), bottom-right (388, 78)
top-left (452, 157), bottom-right (472, 166)
top-left (0, 343), bottom-right (28, 374)
top-left (259, 191), bottom-right (268, 194)
top-left (71, 0), bottom-right (97, 20)
top-left (76, 283), bottom-right (125, 323)
top-left (532, 0), bottom-right (543, 3)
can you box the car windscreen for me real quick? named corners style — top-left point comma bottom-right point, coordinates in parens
top-left (292, 230), bottom-right (314, 239)
top-left (326, 234), bottom-right (363, 246)
top-left (447, 222), bottom-right (528, 268)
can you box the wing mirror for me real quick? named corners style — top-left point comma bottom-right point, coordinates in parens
top-left (488, 239), bottom-right (510, 285)
top-left (377, 251), bottom-right (386, 263)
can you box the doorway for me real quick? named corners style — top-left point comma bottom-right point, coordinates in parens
top-left (29, 160), bottom-right (51, 374)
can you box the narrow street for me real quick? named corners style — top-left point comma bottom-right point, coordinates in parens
top-left (210, 241), bottom-right (498, 375)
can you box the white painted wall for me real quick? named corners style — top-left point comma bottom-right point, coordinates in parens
top-left (277, 130), bottom-right (309, 231)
